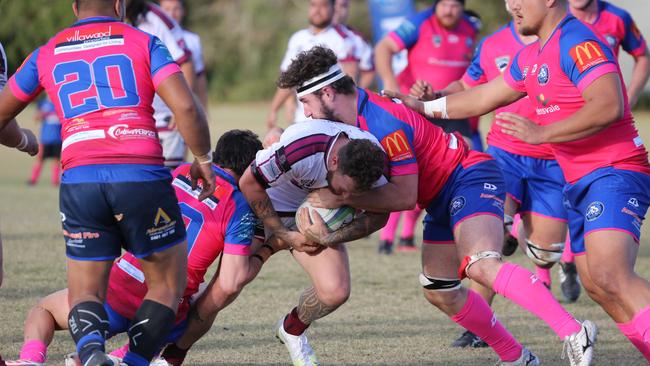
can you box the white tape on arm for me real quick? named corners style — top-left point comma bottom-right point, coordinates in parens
top-left (423, 97), bottom-right (448, 119)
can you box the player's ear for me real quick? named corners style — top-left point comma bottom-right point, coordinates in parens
top-left (322, 85), bottom-right (335, 102)
top-left (115, 0), bottom-right (126, 21)
top-left (72, 1), bottom-right (79, 18)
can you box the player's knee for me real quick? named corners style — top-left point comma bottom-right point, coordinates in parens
top-left (524, 239), bottom-right (563, 268)
top-left (589, 269), bottom-right (627, 298)
top-left (420, 273), bottom-right (463, 311)
top-left (459, 251), bottom-right (502, 280)
top-left (316, 282), bottom-right (350, 307)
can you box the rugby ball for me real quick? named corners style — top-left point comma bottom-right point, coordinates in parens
top-left (295, 200), bottom-right (356, 233)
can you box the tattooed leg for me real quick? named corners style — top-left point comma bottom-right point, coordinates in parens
top-left (297, 286), bottom-right (338, 324)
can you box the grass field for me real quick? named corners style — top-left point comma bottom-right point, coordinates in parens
top-left (2, 104), bottom-right (650, 365)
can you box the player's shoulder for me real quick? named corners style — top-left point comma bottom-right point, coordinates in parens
top-left (599, 0), bottom-right (633, 23)
top-left (282, 119), bottom-right (342, 139)
top-left (411, 6), bottom-right (435, 24)
top-left (559, 15), bottom-right (607, 48)
top-left (145, 2), bottom-right (178, 30)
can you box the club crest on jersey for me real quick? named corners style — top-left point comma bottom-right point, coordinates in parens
top-left (570, 41), bottom-right (607, 73)
top-left (432, 35), bottom-right (442, 48)
top-left (585, 201), bottom-right (604, 222)
top-left (605, 35), bottom-right (617, 48)
top-left (495, 56), bottom-right (510, 73)
top-left (536, 94), bottom-right (549, 106)
top-left (449, 196), bottom-right (466, 216)
top-left (381, 130), bottom-right (414, 162)
top-left (537, 64), bottom-right (549, 86)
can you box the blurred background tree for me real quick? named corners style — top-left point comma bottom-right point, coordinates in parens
top-left (0, 0), bottom-right (511, 102)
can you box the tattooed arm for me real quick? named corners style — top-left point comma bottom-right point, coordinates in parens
top-left (239, 166), bottom-right (321, 253)
top-left (299, 209), bottom-right (389, 247)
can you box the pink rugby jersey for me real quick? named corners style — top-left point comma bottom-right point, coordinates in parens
top-left (463, 22), bottom-right (553, 159)
top-left (357, 88), bottom-right (491, 208)
top-left (572, 0), bottom-right (647, 57)
top-left (106, 164), bottom-right (256, 323)
top-left (389, 7), bottom-right (478, 93)
top-left (504, 15), bottom-right (650, 183)
top-left (8, 16), bottom-right (181, 170)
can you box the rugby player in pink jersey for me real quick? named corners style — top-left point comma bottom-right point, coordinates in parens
top-left (410, 0), bottom-right (575, 347)
top-left (375, 0), bottom-right (479, 253)
top-left (282, 46), bottom-right (600, 365)
top-left (387, 0), bottom-right (650, 362)
top-left (558, 0), bottom-right (650, 295)
top-left (6, 130), bottom-right (272, 366)
top-left (0, 1), bottom-right (215, 365)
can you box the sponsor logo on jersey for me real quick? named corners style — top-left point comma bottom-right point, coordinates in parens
top-left (107, 124), bottom-right (157, 140)
top-left (522, 66), bottom-right (530, 79)
top-left (569, 41), bottom-right (607, 73)
top-left (537, 64), bottom-right (549, 86)
top-left (432, 35), bottom-right (442, 48)
top-left (483, 183), bottom-right (497, 191)
top-left (585, 201), bottom-right (604, 222)
top-left (381, 130), bottom-right (414, 162)
top-left (55, 25), bottom-right (125, 54)
top-left (536, 104), bottom-right (561, 116)
top-left (448, 34), bottom-right (459, 44)
top-left (628, 197), bottom-right (640, 208)
top-left (536, 93), bottom-right (549, 106)
top-left (605, 35), bottom-right (617, 49)
top-left (495, 56), bottom-right (510, 73)
top-left (449, 196), bottom-right (466, 216)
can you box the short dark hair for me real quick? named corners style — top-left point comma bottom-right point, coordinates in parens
top-left (277, 46), bottom-right (356, 96)
top-left (126, 0), bottom-right (148, 25)
top-left (213, 130), bottom-right (263, 177)
top-left (337, 139), bottom-right (386, 192)
top-left (75, 0), bottom-right (116, 11)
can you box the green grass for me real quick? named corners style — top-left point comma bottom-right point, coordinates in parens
top-left (2, 104), bottom-right (650, 365)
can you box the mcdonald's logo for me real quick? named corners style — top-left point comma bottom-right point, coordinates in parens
top-left (569, 41), bottom-right (607, 73)
top-left (381, 130), bottom-right (414, 162)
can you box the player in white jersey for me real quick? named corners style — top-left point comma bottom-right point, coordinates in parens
top-left (127, 0), bottom-right (195, 168)
top-left (266, 0), bottom-right (359, 129)
top-left (239, 120), bottom-right (388, 366)
top-left (159, 0), bottom-right (209, 111)
top-left (333, 0), bottom-right (375, 88)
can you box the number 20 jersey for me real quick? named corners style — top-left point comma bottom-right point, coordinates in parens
top-left (8, 16), bottom-right (181, 170)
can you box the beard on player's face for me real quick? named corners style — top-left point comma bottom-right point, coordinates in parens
top-left (569, 0), bottom-right (595, 10)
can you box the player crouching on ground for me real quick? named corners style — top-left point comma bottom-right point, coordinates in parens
top-left (6, 130), bottom-right (278, 366)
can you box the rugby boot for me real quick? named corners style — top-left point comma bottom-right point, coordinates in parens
top-left (559, 262), bottom-right (581, 303)
top-left (563, 320), bottom-right (597, 366)
top-left (497, 347), bottom-right (540, 366)
top-left (378, 240), bottom-right (393, 255)
top-left (397, 237), bottom-right (417, 252)
top-left (64, 352), bottom-right (120, 366)
top-left (451, 330), bottom-right (488, 348)
top-left (276, 318), bottom-right (319, 366)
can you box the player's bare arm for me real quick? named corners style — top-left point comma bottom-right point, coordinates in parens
top-left (179, 59), bottom-right (196, 92)
top-left (310, 174), bottom-right (418, 213)
top-left (374, 36), bottom-right (401, 92)
top-left (0, 89), bottom-right (39, 156)
top-left (174, 240), bottom-right (275, 350)
top-left (298, 208), bottom-right (388, 246)
top-left (498, 73), bottom-right (624, 144)
top-left (384, 75), bottom-right (524, 120)
top-left (239, 167), bottom-right (320, 253)
top-left (157, 73), bottom-right (215, 199)
top-left (628, 49), bottom-right (650, 108)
